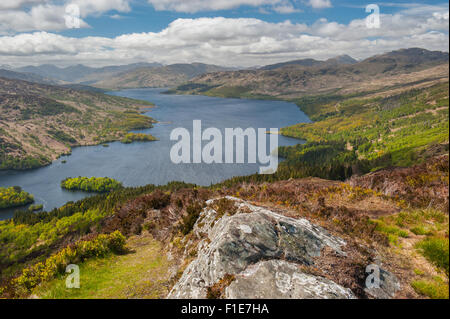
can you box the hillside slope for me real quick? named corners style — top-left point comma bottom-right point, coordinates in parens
top-left (260, 54), bottom-right (358, 70)
top-left (0, 77), bottom-right (155, 170)
top-left (1, 155), bottom-right (447, 299)
top-left (1, 74), bottom-right (447, 298)
top-left (169, 48), bottom-right (449, 99)
top-left (278, 81), bottom-right (449, 175)
top-left (0, 69), bottom-right (62, 86)
top-left (93, 63), bottom-right (234, 89)
top-left (13, 63), bottom-right (162, 84)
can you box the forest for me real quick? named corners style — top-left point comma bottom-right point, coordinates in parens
top-left (281, 83), bottom-right (449, 169)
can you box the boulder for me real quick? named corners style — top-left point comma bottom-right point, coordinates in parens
top-left (225, 260), bottom-right (356, 299)
top-left (168, 197), bottom-right (350, 299)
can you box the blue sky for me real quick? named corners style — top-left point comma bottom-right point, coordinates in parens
top-left (0, 0), bottom-right (448, 67)
top-left (60, 0), bottom-right (448, 38)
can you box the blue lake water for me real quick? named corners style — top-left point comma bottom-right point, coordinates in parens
top-left (0, 89), bottom-right (310, 219)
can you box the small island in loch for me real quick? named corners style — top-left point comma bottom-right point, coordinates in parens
top-left (61, 177), bottom-right (123, 193)
top-left (121, 132), bottom-right (158, 144)
top-left (0, 186), bottom-right (34, 209)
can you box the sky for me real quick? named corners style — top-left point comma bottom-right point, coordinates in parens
top-left (0, 0), bottom-right (448, 67)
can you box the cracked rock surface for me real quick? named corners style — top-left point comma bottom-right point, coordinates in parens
top-left (168, 197), bottom-right (355, 299)
top-left (225, 260), bottom-right (355, 299)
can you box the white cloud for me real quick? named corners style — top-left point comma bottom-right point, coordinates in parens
top-left (0, 1), bottom-right (50, 10)
top-left (110, 14), bottom-right (125, 20)
top-left (0, 0), bottom-right (131, 33)
top-left (72, 0), bottom-right (131, 17)
top-left (273, 4), bottom-right (302, 14)
top-left (147, 0), bottom-right (297, 13)
top-left (307, 0), bottom-right (332, 9)
top-left (0, 5), bottom-right (448, 67)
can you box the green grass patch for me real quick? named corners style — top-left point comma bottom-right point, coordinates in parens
top-left (412, 277), bottom-right (449, 299)
top-left (372, 220), bottom-right (409, 238)
top-left (416, 237), bottom-right (449, 276)
top-left (410, 225), bottom-right (433, 236)
top-left (34, 235), bottom-right (171, 299)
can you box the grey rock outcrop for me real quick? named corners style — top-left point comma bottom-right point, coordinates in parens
top-left (225, 260), bottom-right (355, 299)
top-left (168, 197), bottom-right (354, 299)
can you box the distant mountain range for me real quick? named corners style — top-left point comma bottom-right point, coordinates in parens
top-left (11, 62), bottom-right (162, 84)
top-left (0, 69), bottom-right (62, 85)
top-left (259, 55), bottom-right (358, 70)
top-left (2, 62), bottom-right (233, 89)
top-left (169, 48), bottom-right (449, 98)
top-left (1, 48), bottom-right (448, 93)
top-left (92, 63), bottom-right (236, 89)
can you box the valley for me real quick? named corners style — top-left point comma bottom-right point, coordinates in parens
top-left (0, 48), bottom-right (448, 300)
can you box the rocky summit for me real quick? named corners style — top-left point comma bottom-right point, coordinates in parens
top-left (169, 197), bottom-right (396, 299)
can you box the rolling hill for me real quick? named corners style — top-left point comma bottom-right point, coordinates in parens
top-left (169, 48), bottom-right (449, 99)
top-left (0, 69), bottom-right (62, 86)
top-left (0, 77), bottom-right (155, 170)
top-left (92, 63), bottom-right (235, 89)
top-left (0, 48), bottom-right (448, 301)
top-left (259, 54), bottom-right (358, 70)
top-left (12, 63), bottom-right (162, 85)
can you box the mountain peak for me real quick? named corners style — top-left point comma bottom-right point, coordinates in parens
top-left (325, 55), bottom-right (358, 65)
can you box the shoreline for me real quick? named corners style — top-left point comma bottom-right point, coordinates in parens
top-left (0, 108), bottom-right (160, 173)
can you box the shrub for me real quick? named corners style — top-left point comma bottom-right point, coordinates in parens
top-left (181, 203), bottom-right (204, 235)
top-left (14, 231), bottom-right (126, 293)
top-left (210, 198), bottom-right (238, 220)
